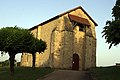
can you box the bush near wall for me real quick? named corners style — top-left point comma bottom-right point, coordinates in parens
top-left (0, 62), bottom-right (2, 67)
top-left (17, 62), bottom-right (21, 66)
top-left (0, 60), bottom-right (17, 67)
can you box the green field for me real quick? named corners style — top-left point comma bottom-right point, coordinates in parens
top-left (91, 66), bottom-right (120, 80)
top-left (0, 67), bottom-right (54, 80)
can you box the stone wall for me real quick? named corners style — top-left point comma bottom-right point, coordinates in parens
top-left (21, 53), bottom-right (32, 67)
top-left (73, 27), bottom-right (85, 70)
top-left (36, 18), bottom-right (61, 67)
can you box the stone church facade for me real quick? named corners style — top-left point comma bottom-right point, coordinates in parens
top-left (21, 6), bottom-right (97, 70)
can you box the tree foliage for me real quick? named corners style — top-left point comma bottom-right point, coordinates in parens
top-left (29, 38), bottom-right (47, 68)
top-left (102, 0), bottom-right (120, 49)
top-left (0, 26), bottom-right (46, 74)
top-left (0, 27), bottom-right (35, 53)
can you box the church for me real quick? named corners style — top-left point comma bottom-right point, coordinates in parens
top-left (21, 6), bottom-right (97, 70)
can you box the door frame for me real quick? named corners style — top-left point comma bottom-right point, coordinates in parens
top-left (72, 53), bottom-right (79, 70)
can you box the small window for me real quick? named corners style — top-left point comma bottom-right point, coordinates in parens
top-left (77, 23), bottom-right (86, 31)
top-left (72, 21), bottom-right (88, 32)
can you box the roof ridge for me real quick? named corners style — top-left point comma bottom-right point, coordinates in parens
top-left (29, 6), bottom-right (97, 30)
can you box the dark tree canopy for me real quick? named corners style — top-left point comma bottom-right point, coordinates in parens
top-left (112, 0), bottom-right (120, 20)
top-left (0, 26), bottom-right (46, 74)
top-left (0, 27), bottom-right (35, 53)
top-left (28, 38), bottom-right (47, 53)
top-left (102, 0), bottom-right (120, 49)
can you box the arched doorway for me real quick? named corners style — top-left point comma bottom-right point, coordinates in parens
top-left (72, 53), bottom-right (79, 70)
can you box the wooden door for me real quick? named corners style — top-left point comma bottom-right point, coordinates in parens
top-left (72, 54), bottom-right (79, 70)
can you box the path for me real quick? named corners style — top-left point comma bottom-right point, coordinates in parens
top-left (38, 70), bottom-right (91, 80)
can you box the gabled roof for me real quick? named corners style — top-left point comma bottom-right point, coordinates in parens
top-left (30, 6), bottom-right (98, 30)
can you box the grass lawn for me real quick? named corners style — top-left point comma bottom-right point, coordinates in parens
top-left (0, 67), bottom-right (54, 80)
top-left (90, 66), bottom-right (120, 80)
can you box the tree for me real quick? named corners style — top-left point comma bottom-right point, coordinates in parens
top-left (102, 0), bottom-right (120, 49)
top-left (0, 27), bottom-right (34, 75)
top-left (0, 26), bottom-right (46, 75)
top-left (28, 38), bottom-right (46, 68)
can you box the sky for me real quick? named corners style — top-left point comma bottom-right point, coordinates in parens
top-left (0, 0), bottom-right (119, 66)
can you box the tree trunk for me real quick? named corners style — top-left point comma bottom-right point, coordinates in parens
top-left (32, 53), bottom-right (36, 68)
top-left (9, 53), bottom-right (15, 75)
